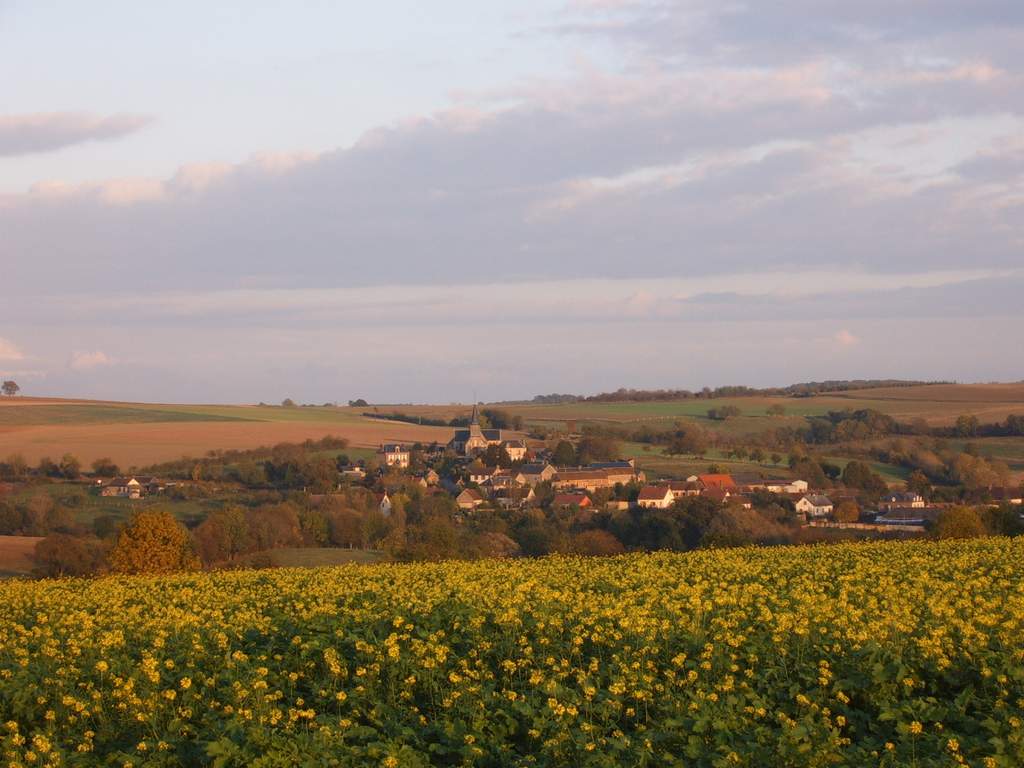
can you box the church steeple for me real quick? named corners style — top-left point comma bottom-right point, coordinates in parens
top-left (470, 403), bottom-right (479, 425)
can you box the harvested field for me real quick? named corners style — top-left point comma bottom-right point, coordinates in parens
top-left (0, 536), bottom-right (41, 578)
top-left (0, 406), bottom-right (451, 467)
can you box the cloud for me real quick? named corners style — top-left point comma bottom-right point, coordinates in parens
top-left (0, 112), bottom-right (152, 157)
top-left (835, 329), bottom-right (860, 346)
top-left (70, 351), bottom-right (114, 370)
top-left (0, 338), bottom-right (24, 361)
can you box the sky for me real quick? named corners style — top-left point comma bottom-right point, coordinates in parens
top-left (1, 0), bottom-right (1023, 403)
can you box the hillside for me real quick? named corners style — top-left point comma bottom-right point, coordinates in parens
top-left (2, 383), bottom-right (1023, 474)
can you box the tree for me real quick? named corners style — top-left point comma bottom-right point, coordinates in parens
top-left (955, 414), bottom-right (979, 438)
top-left (770, 453), bottom-right (782, 466)
top-left (934, 506), bottom-right (987, 540)
top-left (576, 435), bottom-right (621, 464)
top-left (841, 461), bottom-right (888, 499)
top-left (766, 404), bottom-right (787, 417)
top-left (0, 500), bottom-right (24, 535)
top-left (552, 441), bottom-right (577, 467)
top-left (34, 534), bottom-right (105, 577)
top-left (281, 398), bottom-right (296, 407)
top-left (906, 470), bottom-right (930, 497)
top-left (666, 425), bottom-right (708, 457)
top-left (1, 380), bottom-right (19, 397)
top-left (107, 510), bottom-right (200, 574)
top-left (348, 398), bottom-right (369, 407)
top-left (833, 500), bottom-right (860, 523)
top-left (59, 453), bottom-right (81, 480)
top-left (749, 448), bottom-right (766, 463)
top-left (193, 506), bottom-right (251, 564)
top-left (707, 405), bottom-right (741, 420)
top-left (246, 503), bottom-right (303, 551)
top-left (23, 492), bottom-right (55, 536)
top-left (91, 457), bottom-right (120, 478)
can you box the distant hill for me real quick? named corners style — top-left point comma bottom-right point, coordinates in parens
top-left (527, 380), bottom-right (950, 404)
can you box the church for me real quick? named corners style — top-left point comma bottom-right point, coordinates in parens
top-left (448, 405), bottom-right (503, 455)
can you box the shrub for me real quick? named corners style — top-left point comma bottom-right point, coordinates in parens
top-left (934, 506), bottom-right (987, 540)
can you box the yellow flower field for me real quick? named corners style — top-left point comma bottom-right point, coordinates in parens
top-left (2, 539), bottom-right (1023, 766)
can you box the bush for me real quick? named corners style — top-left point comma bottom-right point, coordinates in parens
top-left (570, 530), bottom-right (625, 556)
top-left (934, 506), bottom-right (987, 540)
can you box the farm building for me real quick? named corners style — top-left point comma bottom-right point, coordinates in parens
top-left (879, 492), bottom-right (925, 511)
top-left (98, 476), bottom-right (164, 499)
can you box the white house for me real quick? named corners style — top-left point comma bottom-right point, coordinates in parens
top-left (378, 444), bottom-right (410, 468)
top-left (637, 485), bottom-right (675, 509)
top-left (501, 440), bottom-right (528, 462)
top-left (375, 492), bottom-right (393, 516)
top-left (795, 494), bottom-right (834, 517)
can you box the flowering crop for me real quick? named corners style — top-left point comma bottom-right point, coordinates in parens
top-left (2, 538), bottom-right (1023, 766)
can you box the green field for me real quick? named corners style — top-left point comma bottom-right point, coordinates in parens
top-left (0, 404), bottom-right (253, 427)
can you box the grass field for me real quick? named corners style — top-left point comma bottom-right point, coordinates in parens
top-left (1, 539), bottom-right (1022, 765)
top-left (0, 535), bottom-right (41, 578)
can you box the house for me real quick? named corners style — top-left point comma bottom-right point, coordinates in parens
top-left (501, 440), bottom-right (528, 462)
top-left (553, 469), bottom-right (613, 492)
top-left (515, 463), bottom-right (558, 486)
top-left (492, 486), bottom-right (535, 510)
top-left (378, 444), bottom-right (410, 468)
top-left (588, 462), bottom-right (645, 486)
top-left (552, 492), bottom-right (592, 509)
top-left (697, 473), bottom-right (737, 491)
top-left (667, 480), bottom-right (702, 497)
top-left (795, 494), bottom-right (834, 518)
top-left (988, 487), bottom-right (1023, 505)
top-left (422, 469), bottom-right (440, 486)
top-left (375, 492), bottom-right (393, 516)
top-left (726, 494), bottom-right (753, 510)
top-left (637, 485), bottom-right (675, 509)
top-left (702, 487), bottom-right (732, 505)
top-left (449, 405), bottom-right (503, 455)
top-left (735, 475), bottom-right (808, 494)
top-left (340, 466), bottom-right (366, 481)
top-left (879, 491), bottom-right (925, 511)
top-left (468, 463), bottom-right (495, 485)
top-left (456, 488), bottom-right (486, 511)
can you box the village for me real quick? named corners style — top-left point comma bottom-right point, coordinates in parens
top-left (91, 405), bottom-right (1019, 542)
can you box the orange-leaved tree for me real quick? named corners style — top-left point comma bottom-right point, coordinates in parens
top-left (107, 510), bottom-right (200, 574)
